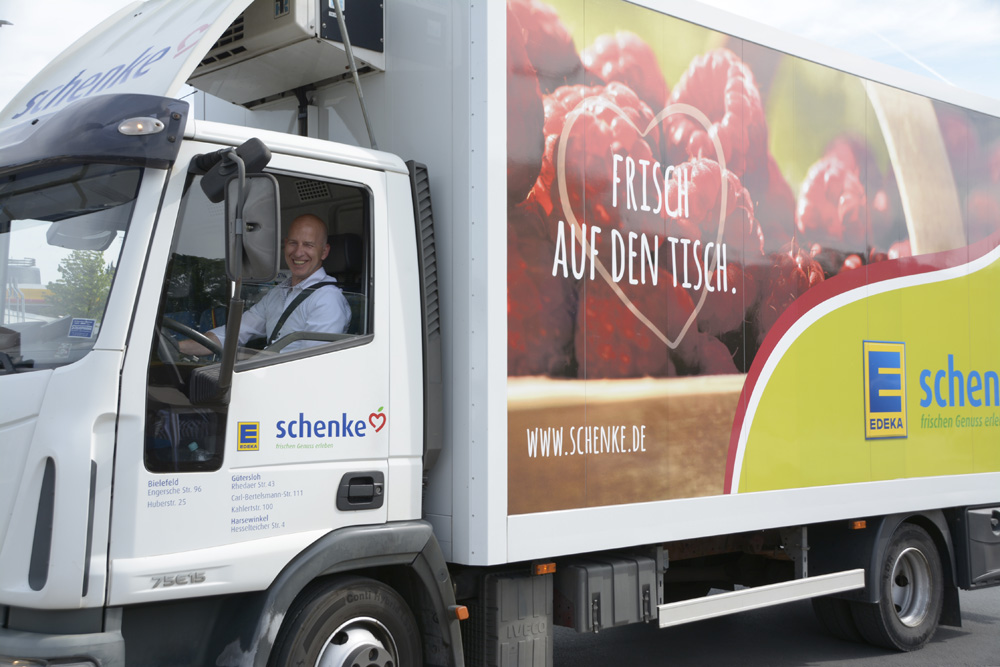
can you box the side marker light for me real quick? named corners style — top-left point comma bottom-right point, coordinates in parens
top-left (118, 117), bottom-right (165, 135)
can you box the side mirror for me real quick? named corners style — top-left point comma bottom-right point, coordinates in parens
top-left (225, 173), bottom-right (280, 283)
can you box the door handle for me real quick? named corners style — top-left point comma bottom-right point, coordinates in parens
top-left (336, 471), bottom-right (385, 511)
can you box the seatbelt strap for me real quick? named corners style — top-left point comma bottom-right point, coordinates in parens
top-left (267, 281), bottom-right (338, 345)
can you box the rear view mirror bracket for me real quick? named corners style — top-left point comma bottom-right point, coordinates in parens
top-left (195, 137), bottom-right (272, 203)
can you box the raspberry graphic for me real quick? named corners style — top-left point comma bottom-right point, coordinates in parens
top-left (507, 0), bottom-right (585, 94)
top-left (888, 240), bottom-right (912, 259)
top-left (824, 136), bottom-right (879, 184)
top-left (807, 243), bottom-right (845, 280)
top-left (530, 82), bottom-right (662, 236)
top-left (842, 253), bottom-right (864, 272)
top-left (684, 334), bottom-right (739, 376)
top-left (575, 265), bottom-right (739, 378)
top-left (755, 155), bottom-right (796, 253)
top-left (659, 158), bottom-right (762, 338)
top-left (752, 241), bottom-right (824, 344)
top-left (582, 31), bottom-right (669, 112)
top-left (868, 248), bottom-right (888, 265)
top-left (663, 157), bottom-right (763, 259)
top-left (507, 6), bottom-right (545, 208)
top-left (871, 242), bottom-right (915, 264)
top-left (575, 267), bottom-right (684, 379)
top-left (795, 156), bottom-right (867, 250)
top-left (823, 135), bottom-right (906, 249)
top-left (528, 84), bottom-right (601, 219)
top-left (664, 49), bottom-right (769, 195)
top-left (809, 243), bottom-right (875, 278)
top-left (508, 200), bottom-right (578, 376)
top-left (696, 262), bottom-right (758, 338)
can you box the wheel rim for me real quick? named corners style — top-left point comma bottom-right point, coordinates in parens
top-left (890, 546), bottom-right (932, 627)
top-left (316, 616), bottom-right (400, 667)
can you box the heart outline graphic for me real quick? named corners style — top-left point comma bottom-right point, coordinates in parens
top-left (369, 411), bottom-right (386, 433)
top-left (555, 101), bottom-right (728, 349)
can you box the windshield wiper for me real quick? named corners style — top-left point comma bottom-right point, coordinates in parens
top-left (0, 351), bottom-right (15, 373)
top-left (0, 351), bottom-right (30, 374)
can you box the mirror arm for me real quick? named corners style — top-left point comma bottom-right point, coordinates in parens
top-left (214, 297), bottom-right (243, 403)
top-left (215, 151), bottom-right (248, 404)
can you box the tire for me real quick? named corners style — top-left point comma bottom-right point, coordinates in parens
top-left (269, 576), bottom-right (422, 667)
top-left (851, 523), bottom-right (944, 651)
top-left (811, 596), bottom-right (863, 643)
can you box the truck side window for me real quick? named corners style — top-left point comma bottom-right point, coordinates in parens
top-left (284, 174), bottom-right (373, 341)
top-left (143, 172), bottom-right (373, 473)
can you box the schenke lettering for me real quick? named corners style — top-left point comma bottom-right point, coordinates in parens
top-left (276, 413), bottom-right (368, 439)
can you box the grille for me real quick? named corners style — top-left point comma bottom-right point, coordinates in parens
top-left (295, 180), bottom-right (331, 203)
top-left (199, 15), bottom-right (246, 67)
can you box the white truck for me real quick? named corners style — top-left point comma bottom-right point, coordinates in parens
top-left (2, 0), bottom-right (1000, 665)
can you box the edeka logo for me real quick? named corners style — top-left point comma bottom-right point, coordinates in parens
top-left (237, 422), bottom-right (260, 451)
top-left (863, 341), bottom-right (907, 439)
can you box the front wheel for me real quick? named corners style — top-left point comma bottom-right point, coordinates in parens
top-left (851, 523), bottom-right (944, 651)
top-left (270, 576), bottom-right (422, 667)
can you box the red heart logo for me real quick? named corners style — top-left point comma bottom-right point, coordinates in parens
top-left (556, 101), bottom-right (727, 349)
top-left (369, 412), bottom-right (386, 433)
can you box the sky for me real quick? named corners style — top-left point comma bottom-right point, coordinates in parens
top-left (703, 0), bottom-right (1000, 102)
top-left (0, 0), bottom-right (998, 109)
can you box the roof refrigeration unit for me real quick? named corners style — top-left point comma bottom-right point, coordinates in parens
top-left (188, 0), bottom-right (384, 106)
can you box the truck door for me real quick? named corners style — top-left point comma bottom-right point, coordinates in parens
top-left (109, 148), bottom-right (397, 605)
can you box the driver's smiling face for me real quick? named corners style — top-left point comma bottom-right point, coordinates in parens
top-left (283, 216), bottom-right (329, 285)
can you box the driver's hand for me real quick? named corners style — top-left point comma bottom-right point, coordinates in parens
top-left (179, 332), bottom-right (220, 357)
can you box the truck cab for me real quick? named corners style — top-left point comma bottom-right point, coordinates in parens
top-left (0, 74), bottom-right (455, 667)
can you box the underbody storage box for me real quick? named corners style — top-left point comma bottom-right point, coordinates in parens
top-left (553, 555), bottom-right (659, 632)
top-left (956, 506), bottom-right (1000, 589)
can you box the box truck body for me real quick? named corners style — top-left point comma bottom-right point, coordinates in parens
top-left (1, 0), bottom-right (999, 665)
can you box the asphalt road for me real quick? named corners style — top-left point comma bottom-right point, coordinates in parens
top-left (553, 588), bottom-right (1000, 666)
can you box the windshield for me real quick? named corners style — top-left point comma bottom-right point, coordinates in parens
top-left (1, 163), bottom-right (142, 373)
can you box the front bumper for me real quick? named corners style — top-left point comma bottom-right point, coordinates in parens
top-left (0, 626), bottom-right (124, 667)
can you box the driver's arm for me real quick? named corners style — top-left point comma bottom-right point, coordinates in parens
top-left (188, 297), bottom-right (269, 356)
top-left (179, 331), bottom-right (221, 357)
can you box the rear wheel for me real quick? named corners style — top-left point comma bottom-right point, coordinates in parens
top-left (270, 576), bottom-right (422, 667)
top-left (851, 523), bottom-right (943, 651)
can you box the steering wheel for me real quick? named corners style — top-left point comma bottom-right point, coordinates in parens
top-left (161, 316), bottom-right (224, 357)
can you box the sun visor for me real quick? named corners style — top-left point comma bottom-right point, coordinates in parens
top-left (0, 0), bottom-right (254, 131)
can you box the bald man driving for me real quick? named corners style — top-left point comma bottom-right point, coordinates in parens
top-left (179, 214), bottom-right (351, 355)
